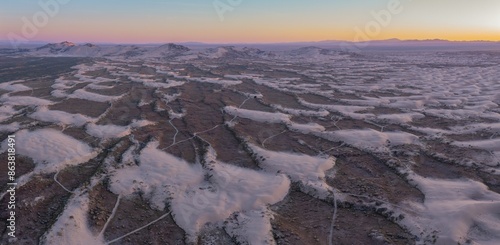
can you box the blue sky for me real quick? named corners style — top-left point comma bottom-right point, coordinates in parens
top-left (2, 0), bottom-right (499, 43)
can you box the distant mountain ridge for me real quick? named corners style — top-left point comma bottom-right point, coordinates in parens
top-left (23, 42), bottom-right (278, 60)
top-left (3, 39), bottom-right (500, 60)
top-left (31, 42), bottom-right (193, 58)
top-left (34, 41), bottom-right (102, 56)
top-left (36, 41), bottom-right (76, 52)
top-left (200, 46), bottom-right (273, 59)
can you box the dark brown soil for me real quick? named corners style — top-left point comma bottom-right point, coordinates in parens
top-left (103, 196), bottom-right (186, 245)
top-left (271, 190), bottom-right (415, 245)
top-left (49, 99), bottom-right (110, 118)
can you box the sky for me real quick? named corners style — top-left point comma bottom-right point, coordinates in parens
top-left (1, 0), bottom-right (499, 44)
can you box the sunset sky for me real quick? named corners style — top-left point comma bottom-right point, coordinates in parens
top-left (2, 0), bottom-right (499, 43)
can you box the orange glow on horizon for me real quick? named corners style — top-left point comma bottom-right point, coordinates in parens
top-left (26, 25), bottom-right (500, 44)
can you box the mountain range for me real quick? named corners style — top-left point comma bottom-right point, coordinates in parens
top-left (2, 39), bottom-right (500, 61)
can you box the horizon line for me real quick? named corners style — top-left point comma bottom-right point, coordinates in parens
top-left (3, 38), bottom-right (500, 46)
